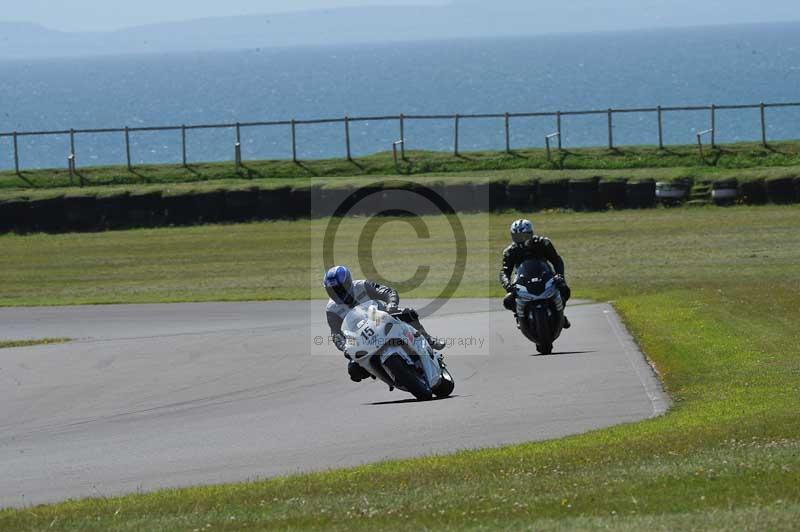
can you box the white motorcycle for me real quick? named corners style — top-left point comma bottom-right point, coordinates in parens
top-left (342, 301), bottom-right (455, 401)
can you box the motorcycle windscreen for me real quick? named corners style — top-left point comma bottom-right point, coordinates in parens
top-left (342, 304), bottom-right (371, 335)
top-left (515, 259), bottom-right (554, 293)
top-left (341, 300), bottom-right (389, 340)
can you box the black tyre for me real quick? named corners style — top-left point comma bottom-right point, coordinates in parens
top-left (433, 368), bottom-right (455, 398)
top-left (518, 305), bottom-right (539, 344)
top-left (536, 343), bottom-right (553, 355)
top-left (384, 354), bottom-right (433, 401)
top-left (533, 306), bottom-right (554, 347)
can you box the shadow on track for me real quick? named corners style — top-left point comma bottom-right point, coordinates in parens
top-left (532, 350), bottom-right (596, 357)
top-left (367, 395), bottom-right (459, 406)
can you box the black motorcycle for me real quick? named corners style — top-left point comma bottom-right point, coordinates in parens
top-left (507, 259), bottom-right (566, 355)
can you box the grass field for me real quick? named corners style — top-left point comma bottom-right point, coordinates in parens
top-left (2, 141), bottom-right (800, 199)
top-left (1, 205), bottom-right (797, 307)
top-left (1, 205), bottom-right (798, 530)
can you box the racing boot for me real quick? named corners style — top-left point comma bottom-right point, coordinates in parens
top-left (348, 361), bottom-right (372, 382)
top-left (563, 315), bottom-right (571, 329)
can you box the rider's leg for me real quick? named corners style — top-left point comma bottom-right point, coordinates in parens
top-left (558, 283), bottom-right (572, 329)
top-left (411, 318), bottom-right (447, 351)
top-left (503, 292), bottom-right (516, 312)
top-left (394, 308), bottom-right (446, 351)
top-left (503, 292), bottom-right (522, 328)
top-left (559, 283), bottom-right (572, 304)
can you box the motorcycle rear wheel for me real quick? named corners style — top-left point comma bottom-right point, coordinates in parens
top-left (384, 354), bottom-right (433, 401)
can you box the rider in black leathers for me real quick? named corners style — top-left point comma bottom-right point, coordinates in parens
top-left (499, 219), bottom-right (572, 328)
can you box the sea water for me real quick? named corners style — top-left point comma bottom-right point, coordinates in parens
top-left (1, 22), bottom-right (799, 171)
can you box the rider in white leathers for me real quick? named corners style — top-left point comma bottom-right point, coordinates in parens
top-left (324, 265), bottom-right (446, 382)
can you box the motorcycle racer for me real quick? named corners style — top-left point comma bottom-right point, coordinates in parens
top-left (499, 219), bottom-right (572, 329)
top-left (323, 265), bottom-right (447, 382)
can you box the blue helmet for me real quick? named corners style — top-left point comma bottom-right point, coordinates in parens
top-left (323, 265), bottom-right (355, 306)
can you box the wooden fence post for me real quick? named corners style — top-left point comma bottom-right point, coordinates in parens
top-left (291, 119), bottom-right (297, 162)
top-left (181, 125), bottom-right (187, 167)
top-left (13, 131), bottom-right (19, 174)
top-left (760, 102), bottom-right (767, 146)
top-left (504, 112), bottom-right (511, 153)
top-left (69, 128), bottom-right (77, 184)
top-left (454, 114), bottom-right (460, 156)
top-left (235, 122), bottom-right (242, 171)
top-left (607, 109), bottom-right (614, 149)
top-left (72, 130), bottom-right (84, 186)
top-left (711, 104), bottom-right (716, 148)
top-left (556, 111), bottom-right (562, 150)
top-left (344, 116), bottom-right (352, 161)
top-left (399, 114), bottom-right (406, 159)
top-left (657, 106), bottom-right (664, 149)
top-left (124, 127), bottom-right (132, 171)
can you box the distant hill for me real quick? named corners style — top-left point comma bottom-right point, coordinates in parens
top-left (1, 4), bottom-right (799, 60)
top-left (0, 22), bottom-right (82, 58)
top-left (6, 8), bottom-right (462, 59)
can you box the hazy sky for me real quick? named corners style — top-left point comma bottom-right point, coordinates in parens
top-left (2, 0), bottom-right (798, 33)
top-left (1, 0), bottom-right (448, 31)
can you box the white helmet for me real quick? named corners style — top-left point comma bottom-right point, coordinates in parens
top-left (510, 219), bottom-right (533, 244)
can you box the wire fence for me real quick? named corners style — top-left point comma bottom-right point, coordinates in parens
top-left (2, 100), bottom-right (799, 178)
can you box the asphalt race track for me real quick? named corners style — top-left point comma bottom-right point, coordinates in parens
top-left (0, 299), bottom-right (668, 508)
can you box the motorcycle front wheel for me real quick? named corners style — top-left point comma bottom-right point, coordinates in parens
top-left (533, 306), bottom-right (554, 348)
top-left (384, 354), bottom-right (433, 401)
top-left (536, 342), bottom-right (553, 355)
top-left (433, 367), bottom-right (455, 398)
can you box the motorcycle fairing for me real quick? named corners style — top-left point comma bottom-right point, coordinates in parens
top-left (342, 301), bottom-right (443, 392)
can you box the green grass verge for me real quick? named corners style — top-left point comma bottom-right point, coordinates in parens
top-left (1, 205), bottom-right (797, 307)
top-left (1, 206), bottom-right (798, 530)
top-left (0, 338), bottom-right (70, 349)
top-left (2, 141), bottom-right (800, 197)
